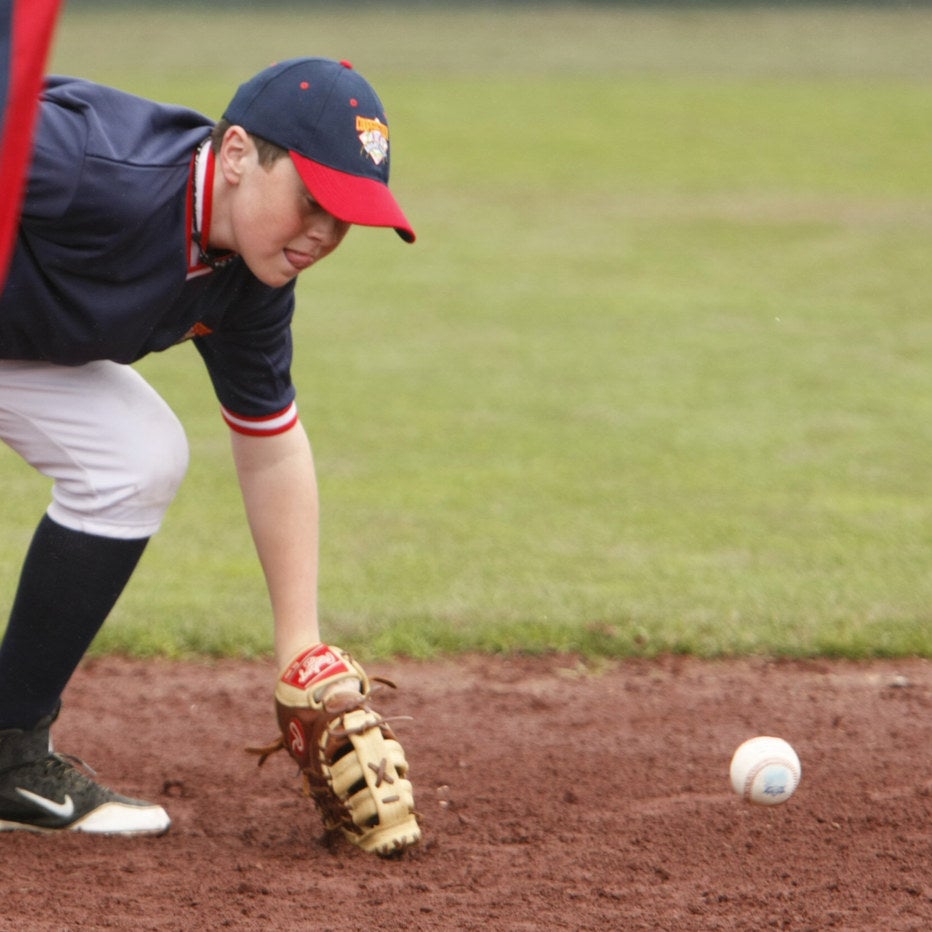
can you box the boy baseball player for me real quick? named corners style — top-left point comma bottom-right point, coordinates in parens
top-left (0, 57), bottom-right (420, 855)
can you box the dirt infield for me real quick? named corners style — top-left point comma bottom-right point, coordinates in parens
top-left (3, 654), bottom-right (930, 931)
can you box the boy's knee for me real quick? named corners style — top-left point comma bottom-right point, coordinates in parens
top-left (49, 405), bottom-right (190, 539)
top-left (130, 410), bottom-right (190, 511)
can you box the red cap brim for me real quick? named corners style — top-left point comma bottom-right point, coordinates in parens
top-left (290, 152), bottom-right (415, 243)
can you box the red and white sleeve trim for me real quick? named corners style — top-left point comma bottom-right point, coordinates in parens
top-left (221, 402), bottom-right (298, 437)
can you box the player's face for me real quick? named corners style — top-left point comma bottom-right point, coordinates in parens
top-left (220, 136), bottom-right (351, 287)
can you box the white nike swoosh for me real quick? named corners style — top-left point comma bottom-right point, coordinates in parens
top-left (15, 787), bottom-right (76, 820)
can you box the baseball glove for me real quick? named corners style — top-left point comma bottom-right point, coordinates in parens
top-left (248, 644), bottom-right (420, 856)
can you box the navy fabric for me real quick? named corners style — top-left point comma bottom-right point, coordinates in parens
top-left (224, 56), bottom-right (391, 184)
top-left (0, 516), bottom-right (148, 730)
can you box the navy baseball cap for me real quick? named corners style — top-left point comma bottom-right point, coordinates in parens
top-left (224, 57), bottom-right (415, 243)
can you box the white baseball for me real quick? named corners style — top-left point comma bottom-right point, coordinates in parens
top-left (729, 736), bottom-right (801, 806)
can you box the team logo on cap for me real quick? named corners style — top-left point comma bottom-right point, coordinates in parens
top-left (356, 115), bottom-right (389, 165)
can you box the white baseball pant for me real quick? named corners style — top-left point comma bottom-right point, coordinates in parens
top-left (0, 360), bottom-right (189, 538)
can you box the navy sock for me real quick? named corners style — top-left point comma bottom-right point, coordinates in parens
top-left (0, 515), bottom-right (148, 730)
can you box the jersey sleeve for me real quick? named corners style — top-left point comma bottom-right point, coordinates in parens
top-left (193, 282), bottom-right (299, 437)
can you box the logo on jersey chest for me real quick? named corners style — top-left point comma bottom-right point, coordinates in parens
top-left (175, 321), bottom-right (214, 345)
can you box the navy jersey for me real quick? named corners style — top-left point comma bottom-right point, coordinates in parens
top-left (0, 76), bottom-right (298, 432)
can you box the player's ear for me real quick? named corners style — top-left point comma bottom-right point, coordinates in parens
top-left (218, 125), bottom-right (253, 185)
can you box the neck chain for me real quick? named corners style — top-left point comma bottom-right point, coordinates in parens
top-left (192, 140), bottom-right (237, 272)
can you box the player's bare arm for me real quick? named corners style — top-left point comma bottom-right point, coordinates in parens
top-left (230, 423), bottom-right (321, 668)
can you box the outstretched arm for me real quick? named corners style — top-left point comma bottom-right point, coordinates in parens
top-left (230, 421), bottom-right (320, 669)
top-left (234, 420), bottom-right (421, 856)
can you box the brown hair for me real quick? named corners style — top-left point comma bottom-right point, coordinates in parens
top-left (210, 118), bottom-right (289, 167)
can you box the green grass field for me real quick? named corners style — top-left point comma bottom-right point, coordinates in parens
top-left (2, 3), bottom-right (932, 659)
